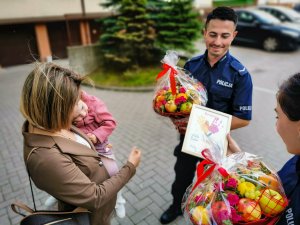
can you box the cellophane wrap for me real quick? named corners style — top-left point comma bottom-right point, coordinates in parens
top-left (153, 50), bottom-right (207, 117)
top-left (182, 148), bottom-right (288, 225)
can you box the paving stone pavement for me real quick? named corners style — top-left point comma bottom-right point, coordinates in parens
top-left (0, 46), bottom-right (295, 225)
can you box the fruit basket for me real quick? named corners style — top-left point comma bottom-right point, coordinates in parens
top-left (153, 51), bottom-right (207, 117)
top-left (182, 149), bottom-right (288, 225)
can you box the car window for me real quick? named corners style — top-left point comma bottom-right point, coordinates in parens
top-left (273, 10), bottom-right (289, 21)
top-left (252, 9), bottom-right (281, 24)
top-left (237, 11), bottom-right (255, 23)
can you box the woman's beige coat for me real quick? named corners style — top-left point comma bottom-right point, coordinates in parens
top-left (22, 121), bottom-right (136, 225)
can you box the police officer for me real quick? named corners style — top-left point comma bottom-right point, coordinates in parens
top-left (160, 6), bottom-right (253, 224)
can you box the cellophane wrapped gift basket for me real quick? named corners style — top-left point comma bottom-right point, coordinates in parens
top-left (153, 51), bottom-right (208, 117)
top-left (182, 146), bottom-right (288, 225)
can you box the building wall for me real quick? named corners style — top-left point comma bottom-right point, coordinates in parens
top-left (194, 0), bottom-right (213, 8)
top-left (0, 0), bottom-right (109, 20)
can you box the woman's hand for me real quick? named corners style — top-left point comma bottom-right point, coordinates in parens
top-left (227, 133), bottom-right (241, 155)
top-left (128, 147), bottom-right (141, 168)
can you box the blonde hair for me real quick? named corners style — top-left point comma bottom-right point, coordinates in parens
top-left (20, 62), bottom-right (86, 132)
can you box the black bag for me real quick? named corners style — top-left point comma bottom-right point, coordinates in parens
top-left (11, 201), bottom-right (91, 225)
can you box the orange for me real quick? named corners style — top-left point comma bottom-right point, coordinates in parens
top-left (258, 175), bottom-right (280, 190)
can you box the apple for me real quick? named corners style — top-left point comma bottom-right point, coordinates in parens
top-left (165, 100), bottom-right (177, 112)
top-left (180, 102), bottom-right (193, 113)
top-left (211, 201), bottom-right (230, 224)
top-left (259, 189), bottom-right (286, 215)
top-left (237, 198), bottom-right (261, 222)
top-left (191, 206), bottom-right (210, 225)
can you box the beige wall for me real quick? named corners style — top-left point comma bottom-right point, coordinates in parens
top-left (0, 0), bottom-right (109, 20)
top-left (194, 0), bottom-right (213, 9)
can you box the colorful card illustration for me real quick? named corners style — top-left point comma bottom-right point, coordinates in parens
top-left (182, 104), bottom-right (232, 159)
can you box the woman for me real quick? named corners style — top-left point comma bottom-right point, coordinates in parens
top-left (20, 63), bottom-right (141, 225)
top-left (228, 73), bottom-right (300, 224)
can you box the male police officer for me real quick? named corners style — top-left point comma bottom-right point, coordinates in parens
top-left (160, 6), bottom-right (253, 224)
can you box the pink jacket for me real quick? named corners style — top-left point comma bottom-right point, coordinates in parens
top-left (75, 91), bottom-right (116, 146)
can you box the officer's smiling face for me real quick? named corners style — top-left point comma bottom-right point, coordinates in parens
top-left (203, 19), bottom-right (237, 60)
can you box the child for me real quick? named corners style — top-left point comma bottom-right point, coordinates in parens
top-left (45, 90), bottom-right (126, 218)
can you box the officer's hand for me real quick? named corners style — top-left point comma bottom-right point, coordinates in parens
top-left (128, 147), bottom-right (141, 168)
top-left (227, 133), bottom-right (241, 155)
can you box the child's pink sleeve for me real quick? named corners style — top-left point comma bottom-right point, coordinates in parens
top-left (82, 91), bottom-right (116, 143)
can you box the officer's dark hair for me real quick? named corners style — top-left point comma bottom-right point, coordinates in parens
top-left (277, 73), bottom-right (300, 121)
top-left (205, 6), bottom-right (238, 29)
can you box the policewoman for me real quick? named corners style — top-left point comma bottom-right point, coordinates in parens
top-left (227, 73), bottom-right (300, 225)
top-left (160, 7), bottom-right (253, 224)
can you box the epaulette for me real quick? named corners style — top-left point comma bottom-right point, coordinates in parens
top-left (230, 60), bottom-right (248, 76)
top-left (186, 55), bottom-right (203, 64)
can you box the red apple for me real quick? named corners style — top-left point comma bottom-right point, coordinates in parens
top-left (237, 198), bottom-right (261, 222)
top-left (211, 201), bottom-right (231, 224)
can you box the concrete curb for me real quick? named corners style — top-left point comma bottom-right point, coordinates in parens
top-left (83, 83), bottom-right (155, 92)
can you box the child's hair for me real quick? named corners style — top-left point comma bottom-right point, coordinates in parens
top-left (277, 73), bottom-right (300, 121)
top-left (205, 6), bottom-right (238, 29)
top-left (20, 62), bottom-right (86, 131)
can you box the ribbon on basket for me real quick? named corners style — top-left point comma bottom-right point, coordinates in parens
top-left (191, 149), bottom-right (229, 192)
top-left (156, 63), bottom-right (177, 95)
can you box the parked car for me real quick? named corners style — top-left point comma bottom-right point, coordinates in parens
top-left (234, 9), bottom-right (300, 51)
top-left (258, 5), bottom-right (300, 26)
top-left (294, 3), bottom-right (300, 13)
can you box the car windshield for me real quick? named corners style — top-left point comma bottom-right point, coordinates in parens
top-left (251, 10), bottom-right (281, 24)
top-left (276, 7), bottom-right (300, 20)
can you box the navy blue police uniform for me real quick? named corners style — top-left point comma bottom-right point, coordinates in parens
top-left (170, 50), bottom-right (253, 212)
top-left (276, 155), bottom-right (300, 225)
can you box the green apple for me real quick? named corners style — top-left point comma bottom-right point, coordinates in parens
top-left (180, 102), bottom-right (192, 113)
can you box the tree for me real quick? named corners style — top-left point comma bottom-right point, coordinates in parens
top-left (99, 0), bottom-right (158, 71)
top-left (148, 0), bottom-right (202, 52)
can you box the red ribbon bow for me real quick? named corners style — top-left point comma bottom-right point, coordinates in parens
top-left (191, 149), bottom-right (229, 192)
top-left (156, 63), bottom-right (177, 95)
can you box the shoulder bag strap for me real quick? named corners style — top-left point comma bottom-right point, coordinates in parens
top-left (26, 147), bottom-right (39, 211)
top-left (11, 200), bottom-right (35, 216)
top-left (25, 146), bottom-right (90, 213)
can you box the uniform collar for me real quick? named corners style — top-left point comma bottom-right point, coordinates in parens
top-left (22, 121), bottom-right (99, 159)
top-left (278, 155), bottom-right (300, 196)
top-left (203, 50), bottom-right (231, 68)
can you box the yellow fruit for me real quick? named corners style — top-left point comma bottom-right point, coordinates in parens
top-left (176, 93), bottom-right (187, 99)
top-left (165, 100), bottom-right (177, 112)
top-left (259, 189), bottom-right (286, 215)
top-left (192, 206), bottom-right (210, 225)
top-left (238, 182), bottom-right (256, 196)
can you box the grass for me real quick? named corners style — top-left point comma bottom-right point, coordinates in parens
top-left (87, 59), bottom-right (187, 87)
